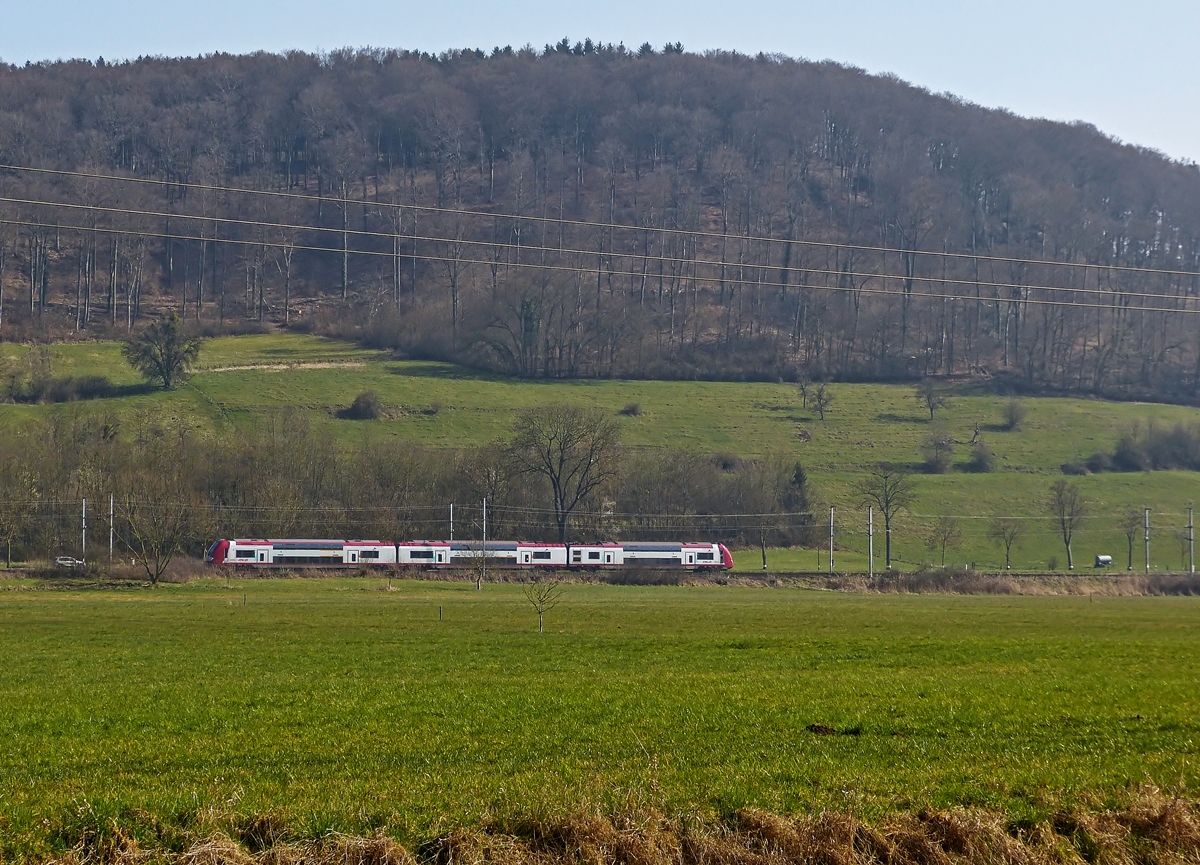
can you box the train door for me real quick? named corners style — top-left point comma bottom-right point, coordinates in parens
top-left (604, 551), bottom-right (613, 565)
top-left (435, 550), bottom-right (445, 563)
top-left (686, 552), bottom-right (695, 566)
top-left (522, 551), bottom-right (532, 564)
top-left (256, 549), bottom-right (268, 564)
top-left (349, 551), bottom-right (358, 564)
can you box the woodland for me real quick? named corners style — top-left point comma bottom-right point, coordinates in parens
top-left (0, 43), bottom-right (1199, 398)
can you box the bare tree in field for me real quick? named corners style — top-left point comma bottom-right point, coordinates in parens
top-left (811, 384), bottom-right (834, 421)
top-left (116, 472), bottom-right (194, 584)
top-left (523, 578), bottom-right (563, 633)
top-left (988, 517), bottom-right (1024, 569)
top-left (510, 405), bottom-right (621, 543)
top-left (1117, 509), bottom-right (1142, 570)
top-left (925, 515), bottom-right (962, 567)
top-left (855, 466), bottom-right (916, 569)
top-left (916, 381), bottom-right (951, 420)
top-left (1048, 480), bottom-right (1088, 570)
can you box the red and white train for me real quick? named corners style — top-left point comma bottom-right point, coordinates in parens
top-left (204, 539), bottom-right (734, 570)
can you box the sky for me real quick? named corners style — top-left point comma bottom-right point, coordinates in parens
top-left (2, 0), bottom-right (1197, 163)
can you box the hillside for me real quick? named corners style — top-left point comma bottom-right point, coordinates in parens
top-left (3, 333), bottom-right (1200, 571)
top-left (1, 47), bottom-right (1199, 400)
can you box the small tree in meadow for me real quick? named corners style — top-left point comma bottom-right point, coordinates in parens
top-left (122, 313), bottom-right (202, 389)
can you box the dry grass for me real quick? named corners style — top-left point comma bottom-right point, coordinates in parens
top-left (33, 790), bottom-right (1200, 865)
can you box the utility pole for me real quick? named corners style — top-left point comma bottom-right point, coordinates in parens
top-left (449, 503), bottom-right (453, 541)
top-left (829, 506), bottom-right (834, 575)
top-left (1189, 505), bottom-right (1195, 574)
top-left (108, 494), bottom-right (113, 561)
top-left (81, 498), bottom-right (86, 562)
top-left (480, 497), bottom-right (487, 590)
top-left (1144, 507), bottom-right (1151, 574)
top-left (868, 507), bottom-right (874, 578)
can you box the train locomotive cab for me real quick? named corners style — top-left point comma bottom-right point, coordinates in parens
top-left (718, 544), bottom-right (734, 569)
top-left (204, 539), bottom-right (230, 565)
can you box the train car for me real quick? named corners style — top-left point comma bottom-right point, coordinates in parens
top-left (205, 539), bottom-right (396, 567)
top-left (567, 542), bottom-right (732, 569)
top-left (397, 541), bottom-right (568, 567)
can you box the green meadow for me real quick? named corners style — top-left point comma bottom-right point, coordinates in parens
top-left (0, 578), bottom-right (1196, 859)
top-left (4, 334), bottom-right (1200, 570)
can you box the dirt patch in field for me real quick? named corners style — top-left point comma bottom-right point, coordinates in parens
top-left (201, 361), bottom-right (367, 372)
top-left (33, 788), bottom-right (1200, 865)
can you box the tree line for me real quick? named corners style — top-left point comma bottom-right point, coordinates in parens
top-left (0, 47), bottom-right (1198, 400)
top-left (0, 403), bottom-right (813, 580)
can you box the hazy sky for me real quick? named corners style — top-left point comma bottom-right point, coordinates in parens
top-left (4, 0), bottom-right (1197, 163)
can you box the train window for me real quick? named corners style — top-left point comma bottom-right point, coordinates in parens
top-left (410, 550), bottom-right (435, 559)
top-left (588, 551), bottom-right (600, 560)
top-left (360, 550), bottom-right (380, 559)
top-left (532, 551), bottom-right (552, 560)
top-left (697, 552), bottom-right (714, 561)
top-left (235, 549), bottom-right (255, 559)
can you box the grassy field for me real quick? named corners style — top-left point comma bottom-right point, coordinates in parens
top-left (0, 577), bottom-right (1196, 859)
top-left (4, 334), bottom-right (1200, 570)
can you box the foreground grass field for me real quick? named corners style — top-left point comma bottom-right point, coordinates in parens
top-left (5, 334), bottom-right (1200, 569)
top-left (0, 578), bottom-right (1197, 859)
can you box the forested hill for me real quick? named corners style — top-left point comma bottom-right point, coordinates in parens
top-left (2, 45), bottom-right (1200, 400)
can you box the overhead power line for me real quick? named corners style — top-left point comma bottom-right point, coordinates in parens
top-left (2, 214), bottom-right (1195, 316)
top-left (2, 194), bottom-right (1192, 305)
top-left (2, 161), bottom-right (1198, 280)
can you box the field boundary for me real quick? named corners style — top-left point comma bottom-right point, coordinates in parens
top-left (30, 790), bottom-right (1200, 865)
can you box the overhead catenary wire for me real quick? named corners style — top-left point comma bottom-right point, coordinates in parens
top-left (1, 193), bottom-right (1193, 306)
top-left (2, 161), bottom-right (1198, 281)
top-left (1, 214), bottom-right (1195, 317)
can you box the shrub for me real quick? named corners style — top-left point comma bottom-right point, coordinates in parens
top-left (340, 390), bottom-right (382, 420)
top-left (619, 402), bottom-right (642, 417)
top-left (1003, 399), bottom-right (1026, 431)
top-left (965, 442), bottom-right (996, 473)
top-left (921, 431), bottom-right (954, 473)
top-left (425, 401), bottom-right (442, 416)
top-left (1061, 461), bottom-right (1089, 476)
top-left (1086, 451), bottom-right (1113, 473)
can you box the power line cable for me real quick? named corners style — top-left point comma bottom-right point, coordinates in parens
top-left (3, 162), bottom-right (1198, 280)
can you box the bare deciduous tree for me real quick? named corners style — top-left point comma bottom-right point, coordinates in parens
top-left (925, 515), bottom-right (962, 567)
top-left (1117, 509), bottom-right (1143, 570)
top-left (811, 384), bottom-right (834, 422)
top-left (509, 405), bottom-right (621, 543)
top-left (523, 578), bottom-right (563, 633)
top-left (855, 466), bottom-right (916, 569)
top-left (1048, 480), bottom-right (1088, 570)
top-left (987, 517), bottom-right (1024, 570)
top-left (121, 312), bottom-right (202, 389)
top-left (916, 381), bottom-right (950, 420)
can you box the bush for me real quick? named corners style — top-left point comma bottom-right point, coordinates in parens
top-left (1061, 461), bottom-right (1089, 476)
top-left (921, 431), bottom-right (954, 473)
top-left (619, 402), bottom-right (642, 417)
top-left (340, 390), bottom-right (383, 420)
top-left (1003, 399), bottom-right (1026, 431)
top-left (965, 442), bottom-right (996, 473)
top-left (1086, 451), bottom-right (1113, 473)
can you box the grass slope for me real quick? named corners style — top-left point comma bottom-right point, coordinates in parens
top-left (0, 578), bottom-right (1196, 859)
top-left (4, 335), bottom-right (1200, 570)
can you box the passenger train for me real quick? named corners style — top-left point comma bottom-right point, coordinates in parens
top-left (204, 539), bottom-right (734, 570)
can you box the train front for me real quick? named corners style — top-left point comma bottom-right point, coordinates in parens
top-left (719, 544), bottom-right (734, 569)
top-left (204, 540), bottom-right (230, 566)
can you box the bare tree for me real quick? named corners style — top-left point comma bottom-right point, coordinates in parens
top-left (811, 384), bottom-right (834, 421)
top-left (116, 474), bottom-right (194, 585)
top-left (1117, 509), bottom-right (1142, 570)
top-left (916, 381), bottom-right (950, 420)
top-left (1048, 480), bottom-right (1088, 570)
top-left (509, 405), bottom-right (621, 543)
top-left (988, 517), bottom-right (1024, 569)
top-left (523, 578), bottom-right (563, 633)
top-left (855, 466), bottom-right (916, 569)
top-left (925, 515), bottom-right (962, 567)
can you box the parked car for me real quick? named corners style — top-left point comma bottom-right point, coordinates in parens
top-left (53, 556), bottom-right (85, 569)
